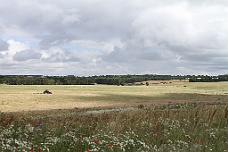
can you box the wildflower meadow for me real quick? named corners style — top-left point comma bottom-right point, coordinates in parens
top-left (0, 102), bottom-right (228, 152)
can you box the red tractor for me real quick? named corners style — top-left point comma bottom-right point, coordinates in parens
top-left (43, 89), bottom-right (52, 94)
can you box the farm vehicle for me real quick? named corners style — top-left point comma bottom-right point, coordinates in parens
top-left (43, 89), bottom-right (52, 94)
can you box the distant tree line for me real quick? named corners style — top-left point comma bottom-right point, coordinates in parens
top-left (188, 75), bottom-right (228, 82)
top-left (0, 74), bottom-right (228, 85)
top-left (0, 74), bottom-right (172, 85)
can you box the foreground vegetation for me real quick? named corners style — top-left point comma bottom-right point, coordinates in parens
top-left (0, 102), bottom-right (228, 152)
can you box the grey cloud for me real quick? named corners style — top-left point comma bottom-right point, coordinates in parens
top-left (101, 46), bottom-right (126, 63)
top-left (138, 50), bottom-right (164, 61)
top-left (101, 37), bottom-right (175, 64)
top-left (42, 51), bottom-right (80, 63)
top-left (37, 4), bottom-right (133, 48)
top-left (183, 53), bottom-right (213, 62)
top-left (13, 49), bottom-right (41, 61)
top-left (102, 46), bottom-right (164, 63)
top-left (0, 39), bottom-right (9, 51)
top-left (1, 1), bottom-right (81, 48)
top-left (1, 1), bottom-right (80, 30)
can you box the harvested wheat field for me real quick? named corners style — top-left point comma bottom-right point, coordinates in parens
top-left (0, 80), bottom-right (228, 112)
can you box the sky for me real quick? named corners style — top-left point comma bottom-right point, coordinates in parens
top-left (1, 0), bottom-right (228, 76)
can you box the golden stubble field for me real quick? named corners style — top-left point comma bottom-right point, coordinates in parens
top-left (1, 80), bottom-right (228, 112)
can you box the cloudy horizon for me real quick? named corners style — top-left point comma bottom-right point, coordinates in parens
top-left (1, 0), bottom-right (228, 76)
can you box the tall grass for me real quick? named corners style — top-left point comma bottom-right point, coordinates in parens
top-left (0, 103), bottom-right (227, 151)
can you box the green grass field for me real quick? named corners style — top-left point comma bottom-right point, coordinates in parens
top-left (0, 81), bottom-right (228, 151)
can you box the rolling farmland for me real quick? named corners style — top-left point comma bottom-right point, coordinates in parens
top-left (0, 81), bottom-right (228, 151)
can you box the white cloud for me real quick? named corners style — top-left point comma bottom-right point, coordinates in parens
top-left (7, 40), bottom-right (31, 56)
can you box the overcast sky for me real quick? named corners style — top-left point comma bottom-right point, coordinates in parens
top-left (1, 0), bottom-right (228, 76)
